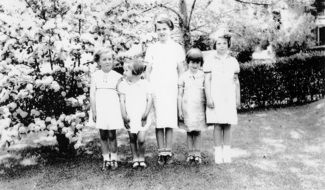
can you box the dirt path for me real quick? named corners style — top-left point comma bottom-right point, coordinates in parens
top-left (1, 99), bottom-right (324, 190)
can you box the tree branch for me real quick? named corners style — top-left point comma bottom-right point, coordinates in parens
top-left (205, 0), bottom-right (213, 9)
top-left (190, 24), bottom-right (208, 32)
top-left (158, 4), bottom-right (183, 21)
top-left (233, 0), bottom-right (272, 6)
top-left (188, 0), bottom-right (197, 25)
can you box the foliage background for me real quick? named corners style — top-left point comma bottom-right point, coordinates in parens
top-left (0, 0), bottom-right (322, 150)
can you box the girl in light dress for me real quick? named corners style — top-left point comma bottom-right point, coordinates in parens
top-left (144, 16), bottom-right (185, 165)
top-left (90, 50), bottom-right (124, 170)
top-left (204, 30), bottom-right (241, 164)
top-left (118, 59), bottom-right (153, 168)
top-left (178, 48), bottom-right (207, 164)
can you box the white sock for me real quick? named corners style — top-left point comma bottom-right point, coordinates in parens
top-left (103, 153), bottom-right (110, 161)
top-left (214, 146), bottom-right (223, 164)
top-left (223, 145), bottom-right (232, 163)
top-left (111, 152), bottom-right (118, 161)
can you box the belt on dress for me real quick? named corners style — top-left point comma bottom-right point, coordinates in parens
top-left (96, 87), bottom-right (118, 91)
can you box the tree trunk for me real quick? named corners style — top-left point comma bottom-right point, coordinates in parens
top-left (179, 0), bottom-right (191, 51)
top-left (56, 133), bottom-right (75, 155)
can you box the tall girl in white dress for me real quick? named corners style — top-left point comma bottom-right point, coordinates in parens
top-left (145, 16), bottom-right (185, 165)
top-left (90, 50), bottom-right (124, 170)
top-left (204, 30), bottom-right (241, 164)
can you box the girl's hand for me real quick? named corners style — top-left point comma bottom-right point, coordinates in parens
top-left (92, 110), bottom-right (96, 122)
top-left (207, 98), bottom-right (214, 109)
top-left (123, 117), bottom-right (130, 129)
top-left (141, 114), bottom-right (147, 127)
top-left (236, 100), bottom-right (241, 109)
top-left (178, 111), bottom-right (184, 121)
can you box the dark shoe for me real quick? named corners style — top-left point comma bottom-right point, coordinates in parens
top-left (157, 155), bottom-right (165, 165)
top-left (186, 155), bottom-right (195, 163)
top-left (101, 160), bottom-right (111, 171)
top-left (132, 161), bottom-right (139, 169)
top-left (139, 161), bottom-right (147, 168)
top-left (194, 156), bottom-right (202, 164)
top-left (165, 154), bottom-right (174, 164)
top-left (111, 160), bottom-right (118, 170)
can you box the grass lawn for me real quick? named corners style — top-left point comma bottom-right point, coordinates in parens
top-left (0, 99), bottom-right (324, 190)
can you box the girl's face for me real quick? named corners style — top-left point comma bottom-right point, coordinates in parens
top-left (123, 65), bottom-right (133, 79)
top-left (215, 37), bottom-right (229, 55)
top-left (188, 61), bottom-right (201, 73)
top-left (156, 23), bottom-right (171, 42)
top-left (99, 53), bottom-right (114, 72)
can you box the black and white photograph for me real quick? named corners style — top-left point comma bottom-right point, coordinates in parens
top-left (0, 0), bottom-right (324, 189)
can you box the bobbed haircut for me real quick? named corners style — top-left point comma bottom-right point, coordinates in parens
top-left (125, 58), bottom-right (147, 76)
top-left (93, 49), bottom-right (116, 63)
top-left (154, 17), bottom-right (174, 31)
top-left (186, 48), bottom-right (204, 66)
top-left (210, 29), bottom-right (232, 49)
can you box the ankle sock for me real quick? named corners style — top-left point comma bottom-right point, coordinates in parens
top-left (103, 153), bottom-right (110, 161)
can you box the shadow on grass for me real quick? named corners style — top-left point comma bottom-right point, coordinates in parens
top-left (0, 99), bottom-right (324, 190)
top-left (0, 137), bottom-right (214, 180)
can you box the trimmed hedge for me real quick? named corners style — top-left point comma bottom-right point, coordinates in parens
top-left (239, 51), bottom-right (325, 110)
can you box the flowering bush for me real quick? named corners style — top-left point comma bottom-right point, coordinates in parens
top-left (0, 0), bottom-right (159, 151)
top-left (0, 60), bottom-right (90, 150)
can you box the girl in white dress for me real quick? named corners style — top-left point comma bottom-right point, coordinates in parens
top-left (145, 16), bottom-right (185, 165)
top-left (204, 30), bottom-right (241, 164)
top-left (90, 50), bottom-right (124, 170)
top-left (178, 48), bottom-right (207, 164)
top-left (118, 59), bottom-right (153, 168)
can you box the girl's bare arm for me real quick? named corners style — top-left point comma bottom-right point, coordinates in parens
top-left (90, 75), bottom-right (96, 121)
top-left (177, 83), bottom-right (184, 120)
top-left (204, 72), bottom-right (214, 108)
top-left (234, 73), bottom-right (241, 108)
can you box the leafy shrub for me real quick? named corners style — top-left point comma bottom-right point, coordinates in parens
top-left (239, 51), bottom-right (325, 110)
top-left (0, 61), bottom-right (90, 151)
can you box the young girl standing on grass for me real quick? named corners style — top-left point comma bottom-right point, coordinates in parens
top-left (90, 50), bottom-right (124, 170)
top-left (118, 59), bottom-right (153, 168)
top-left (145, 16), bottom-right (185, 165)
top-left (204, 30), bottom-right (241, 164)
top-left (178, 48), bottom-right (207, 164)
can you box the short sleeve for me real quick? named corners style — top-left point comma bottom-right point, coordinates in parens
top-left (202, 59), bottom-right (212, 73)
top-left (232, 58), bottom-right (240, 74)
top-left (175, 44), bottom-right (185, 63)
top-left (178, 73), bottom-right (185, 88)
top-left (117, 80), bottom-right (127, 94)
top-left (112, 71), bottom-right (123, 89)
top-left (143, 80), bottom-right (153, 94)
top-left (144, 45), bottom-right (154, 66)
top-left (91, 71), bottom-right (97, 85)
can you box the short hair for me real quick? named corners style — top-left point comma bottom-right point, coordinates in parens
top-left (210, 29), bottom-right (232, 49)
top-left (186, 48), bottom-right (204, 66)
top-left (125, 58), bottom-right (146, 76)
top-left (93, 49), bottom-right (115, 63)
top-left (154, 17), bottom-right (174, 31)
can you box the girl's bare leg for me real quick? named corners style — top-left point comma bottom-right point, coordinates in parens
top-left (155, 128), bottom-right (165, 149)
top-left (213, 125), bottom-right (223, 164)
top-left (137, 131), bottom-right (146, 161)
top-left (222, 124), bottom-right (232, 163)
top-left (128, 132), bottom-right (138, 161)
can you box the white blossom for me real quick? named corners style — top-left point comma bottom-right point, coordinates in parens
top-left (51, 81), bottom-right (60, 92)
top-left (7, 102), bottom-right (17, 110)
top-left (0, 89), bottom-right (10, 103)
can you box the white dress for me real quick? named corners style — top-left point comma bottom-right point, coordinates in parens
top-left (203, 51), bottom-right (240, 125)
top-left (179, 70), bottom-right (207, 132)
top-left (93, 70), bottom-right (124, 130)
top-left (145, 40), bottom-right (185, 129)
top-left (118, 79), bottom-right (152, 134)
